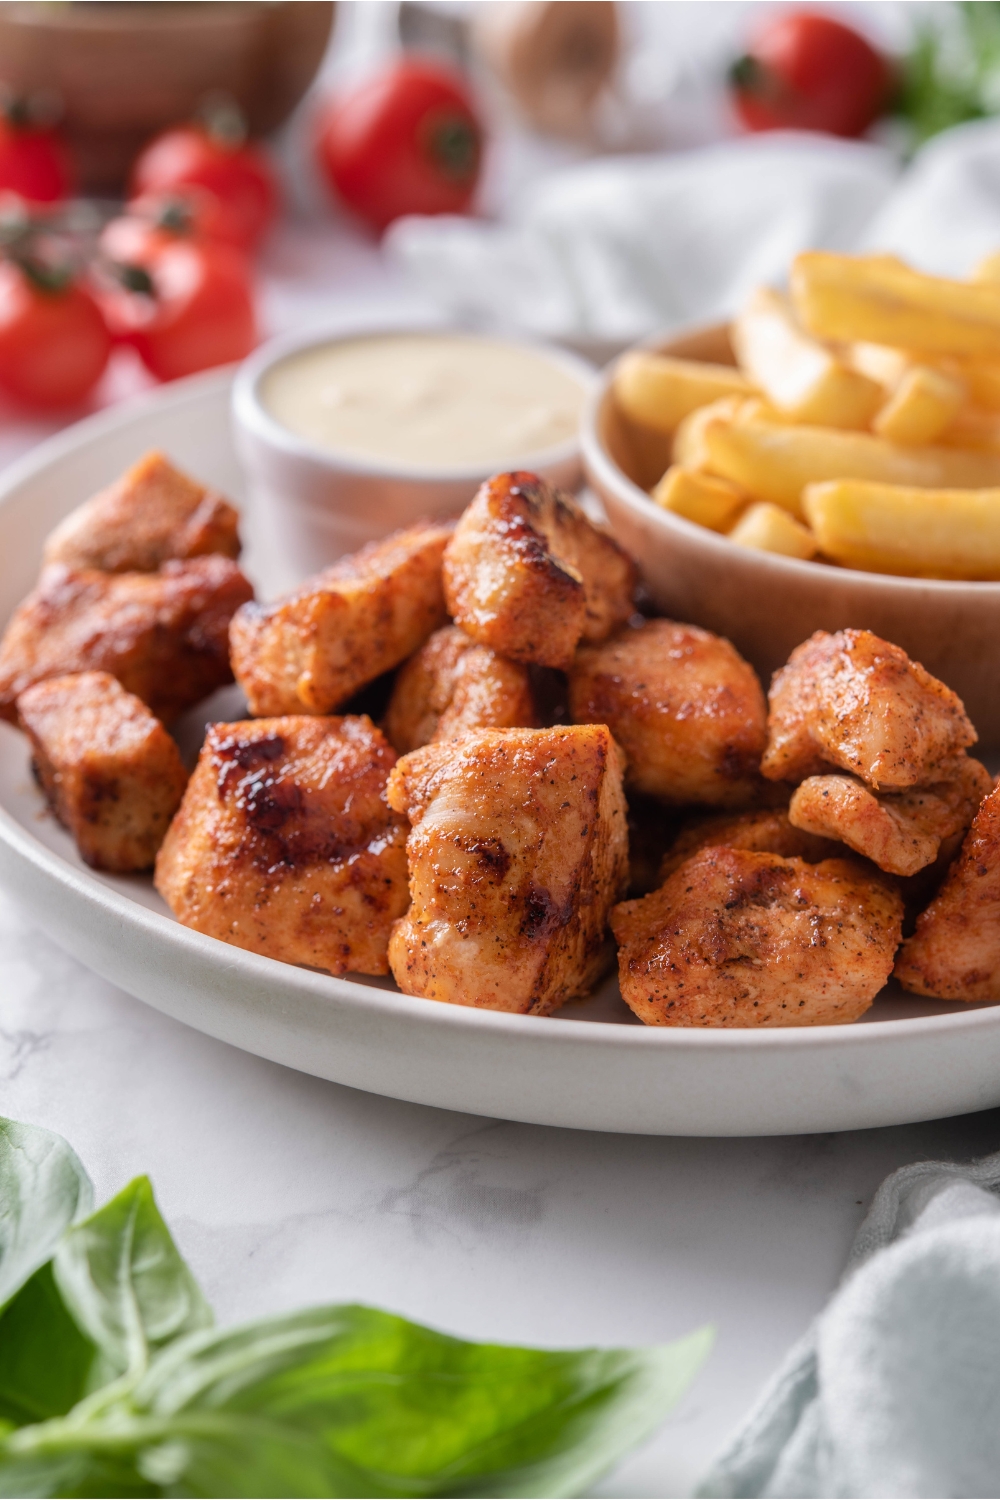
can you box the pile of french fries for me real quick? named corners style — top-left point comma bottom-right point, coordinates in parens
top-left (612, 250), bottom-right (1000, 580)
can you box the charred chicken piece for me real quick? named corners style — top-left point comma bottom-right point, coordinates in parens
top-left (43, 450), bottom-right (241, 573)
top-left (386, 724), bottom-right (629, 1013)
top-left (611, 847), bottom-right (903, 1027)
top-left (17, 671), bottom-right (188, 872)
top-left (0, 557), bottom-right (253, 725)
top-left (442, 471), bottom-right (636, 670)
top-left (383, 624), bottom-right (539, 754)
top-left (230, 522), bottom-right (451, 717)
top-left (658, 807), bottom-right (843, 883)
top-left (155, 715), bottom-right (409, 976)
top-left (788, 756), bottom-right (992, 877)
top-left (762, 629), bottom-right (977, 789)
top-left (895, 783), bottom-right (1000, 1001)
top-left (569, 618), bottom-right (768, 806)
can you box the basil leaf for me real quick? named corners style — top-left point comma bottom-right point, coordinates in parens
top-left (0, 1118), bottom-right (92, 1310)
top-left (52, 1177), bottom-right (212, 1382)
top-left (0, 1264), bottom-right (96, 1428)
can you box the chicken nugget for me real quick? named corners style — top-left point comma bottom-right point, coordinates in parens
top-left (384, 624), bottom-right (538, 754)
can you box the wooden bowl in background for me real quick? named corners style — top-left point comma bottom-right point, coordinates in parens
top-left (0, 1), bottom-right (336, 192)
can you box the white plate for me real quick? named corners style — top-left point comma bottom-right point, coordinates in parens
top-left (2, 369), bottom-right (1000, 1138)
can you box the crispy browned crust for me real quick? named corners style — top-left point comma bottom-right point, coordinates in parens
top-left (611, 847), bottom-right (903, 1027)
top-left (569, 618), bottom-right (768, 807)
top-left (155, 714), bottom-right (409, 976)
top-left (43, 450), bottom-right (241, 573)
top-left (17, 671), bottom-right (189, 872)
top-left (658, 807), bottom-right (843, 883)
top-left (442, 471), bottom-right (636, 670)
top-left (0, 557), bottom-right (254, 725)
top-left (895, 783), bottom-right (1000, 1000)
top-left (762, 629), bottom-right (977, 789)
top-left (229, 522), bottom-right (451, 717)
top-left (385, 724), bottom-right (629, 1014)
top-left (383, 624), bottom-right (539, 754)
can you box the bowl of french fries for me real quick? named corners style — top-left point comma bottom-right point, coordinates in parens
top-left (582, 250), bottom-right (1000, 743)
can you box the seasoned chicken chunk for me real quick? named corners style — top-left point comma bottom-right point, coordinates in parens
top-left (658, 807), bottom-right (843, 883)
top-left (0, 557), bottom-right (253, 724)
top-left (569, 618), bottom-right (768, 806)
top-left (383, 625), bottom-right (538, 754)
top-left (443, 471), bottom-right (636, 670)
top-left (230, 522), bottom-right (450, 717)
top-left (17, 671), bottom-right (188, 872)
top-left (155, 715), bottom-right (408, 975)
top-left (43, 450), bottom-right (241, 573)
top-left (762, 629), bottom-right (976, 789)
top-left (788, 755), bottom-right (992, 877)
top-left (611, 847), bottom-right (903, 1027)
top-left (386, 724), bottom-right (629, 1013)
top-left (895, 784), bottom-right (1000, 1001)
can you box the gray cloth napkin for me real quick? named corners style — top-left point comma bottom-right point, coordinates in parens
top-left (698, 1148), bottom-right (1000, 1499)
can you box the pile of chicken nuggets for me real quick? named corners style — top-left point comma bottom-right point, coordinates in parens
top-left (2, 448), bottom-right (998, 1027)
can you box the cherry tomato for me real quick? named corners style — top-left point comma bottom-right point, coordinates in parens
top-left (316, 59), bottom-right (482, 233)
top-left (0, 260), bottom-right (109, 408)
top-left (100, 186), bottom-right (248, 264)
top-left (130, 124), bottom-right (277, 252)
top-left (100, 240), bottom-right (256, 382)
top-left (730, 12), bottom-right (890, 138)
top-left (0, 116), bottom-right (72, 204)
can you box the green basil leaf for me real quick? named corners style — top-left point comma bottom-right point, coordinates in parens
top-left (52, 1177), bottom-right (212, 1383)
top-left (0, 1118), bottom-right (93, 1311)
top-left (0, 1263), bottom-right (96, 1428)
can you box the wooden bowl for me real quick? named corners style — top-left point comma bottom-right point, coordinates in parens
top-left (0, 1), bottom-right (336, 192)
top-left (581, 324), bottom-right (1000, 745)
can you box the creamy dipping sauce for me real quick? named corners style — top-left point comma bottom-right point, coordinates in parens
top-left (261, 332), bottom-right (587, 471)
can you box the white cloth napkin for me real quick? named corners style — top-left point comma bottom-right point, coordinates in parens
top-left (387, 122), bottom-right (1000, 344)
top-left (698, 1148), bottom-right (1000, 1498)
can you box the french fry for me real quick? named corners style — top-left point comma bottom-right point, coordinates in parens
top-left (672, 395), bottom-right (749, 467)
top-left (791, 251), bottom-right (1000, 360)
top-left (954, 360), bottom-right (1000, 411)
top-left (612, 350), bottom-right (752, 434)
top-left (652, 466), bottom-right (746, 532)
top-left (728, 502), bottom-right (817, 559)
top-left (848, 342), bottom-right (911, 388)
top-left (803, 479), bottom-right (1000, 579)
top-left (702, 413), bottom-right (1000, 518)
top-left (732, 287), bottom-right (883, 428)
top-left (938, 406), bottom-right (1000, 452)
top-left (872, 365), bottom-right (966, 445)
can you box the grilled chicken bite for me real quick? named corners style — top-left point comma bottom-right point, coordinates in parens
top-left (385, 724), bottom-right (629, 1013)
top-left (788, 756), bottom-right (992, 877)
top-left (230, 522), bottom-right (450, 717)
top-left (17, 671), bottom-right (188, 872)
top-left (762, 629), bottom-right (977, 789)
top-left (611, 848), bottom-right (903, 1027)
top-left (383, 624), bottom-right (538, 754)
top-left (658, 807), bottom-right (842, 883)
top-left (43, 450), bottom-right (240, 573)
top-left (155, 715), bottom-right (408, 975)
top-left (442, 472), bottom-right (636, 670)
top-left (0, 556), bottom-right (253, 724)
top-left (895, 784), bottom-right (1000, 1001)
top-left (569, 618), bottom-right (768, 806)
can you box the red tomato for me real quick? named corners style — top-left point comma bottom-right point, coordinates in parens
top-left (100, 186), bottom-right (248, 264)
top-left (0, 118), bottom-right (72, 204)
top-left (730, 12), bottom-right (890, 138)
top-left (130, 125), bottom-right (277, 251)
top-left (100, 240), bottom-right (256, 382)
top-left (316, 59), bottom-right (482, 233)
top-left (0, 260), bottom-right (109, 408)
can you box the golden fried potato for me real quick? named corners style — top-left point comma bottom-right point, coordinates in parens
top-left (611, 847), bottom-right (903, 1027)
top-left (155, 715), bottom-right (408, 975)
top-left (895, 783), bottom-right (1000, 1001)
top-left (788, 756), bottom-right (992, 877)
top-left (613, 350), bottom-right (752, 434)
top-left (386, 725), bottom-right (629, 1014)
top-left (803, 478), bottom-right (1000, 580)
top-left (43, 451), bottom-right (241, 573)
top-left (658, 807), bottom-right (842, 883)
top-left (871, 366), bottom-right (965, 446)
top-left (762, 629), bottom-right (977, 790)
top-left (569, 618), bottom-right (767, 806)
top-left (442, 471), bottom-right (636, 670)
top-left (727, 501), bottom-right (817, 559)
top-left (383, 625), bottom-right (538, 754)
top-left (0, 557), bottom-right (253, 725)
top-left (230, 522), bottom-right (450, 717)
top-left (17, 671), bottom-right (188, 872)
top-left (651, 466), bottom-right (746, 532)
